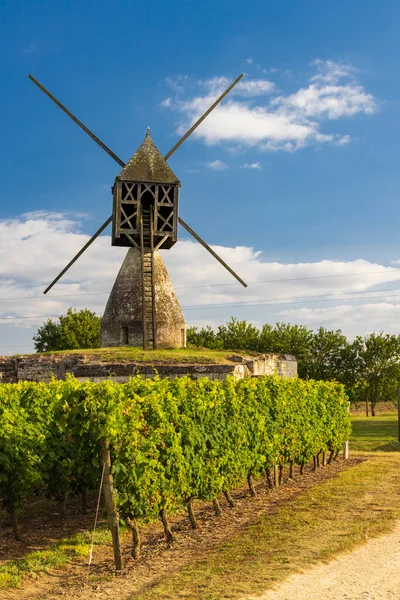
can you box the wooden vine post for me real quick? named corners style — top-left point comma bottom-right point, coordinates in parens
top-left (343, 440), bottom-right (349, 460)
top-left (398, 385), bottom-right (400, 443)
top-left (343, 401), bottom-right (350, 461)
top-left (101, 439), bottom-right (123, 570)
top-left (273, 464), bottom-right (279, 486)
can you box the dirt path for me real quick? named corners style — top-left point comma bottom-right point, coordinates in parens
top-left (250, 521), bottom-right (400, 600)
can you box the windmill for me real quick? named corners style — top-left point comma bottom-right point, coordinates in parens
top-left (29, 73), bottom-right (247, 350)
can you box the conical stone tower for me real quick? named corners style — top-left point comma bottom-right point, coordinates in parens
top-left (101, 248), bottom-right (186, 348)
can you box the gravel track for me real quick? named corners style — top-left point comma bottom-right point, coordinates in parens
top-left (250, 521), bottom-right (400, 600)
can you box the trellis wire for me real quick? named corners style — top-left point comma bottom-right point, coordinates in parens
top-left (86, 462), bottom-right (106, 584)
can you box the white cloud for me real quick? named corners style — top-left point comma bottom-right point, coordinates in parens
top-left (273, 82), bottom-right (376, 120)
top-left (335, 134), bottom-right (351, 146)
top-left (160, 97), bottom-right (172, 108)
top-left (162, 60), bottom-right (377, 152)
top-left (237, 80), bottom-right (275, 96)
top-left (206, 159), bottom-right (229, 170)
top-left (181, 101), bottom-right (317, 147)
top-left (165, 75), bottom-right (188, 94)
top-left (279, 303), bottom-right (400, 340)
top-left (245, 58), bottom-right (253, 64)
top-left (310, 59), bottom-right (356, 84)
top-left (203, 76), bottom-right (275, 97)
top-left (241, 162), bottom-right (262, 169)
top-left (1, 213), bottom-right (400, 354)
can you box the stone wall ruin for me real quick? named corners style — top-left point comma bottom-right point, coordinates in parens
top-left (0, 353), bottom-right (297, 384)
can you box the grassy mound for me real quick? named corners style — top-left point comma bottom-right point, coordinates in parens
top-left (32, 346), bottom-right (260, 364)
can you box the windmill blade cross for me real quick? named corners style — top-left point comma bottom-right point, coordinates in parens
top-left (29, 73), bottom-right (246, 291)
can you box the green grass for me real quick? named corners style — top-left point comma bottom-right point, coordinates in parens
top-left (0, 526), bottom-right (111, 589)
top-left (350, 414), bottom-right (400, 452)
top-left (30, 347), bottom-right (258, 364)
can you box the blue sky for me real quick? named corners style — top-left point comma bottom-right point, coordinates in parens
top-left (1, 0), bottom-right (400, 353)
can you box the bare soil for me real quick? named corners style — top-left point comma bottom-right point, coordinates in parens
top-left (1, 457), bottom-right (362, 600)
top-left (0, 494), bottom-right (102, 563)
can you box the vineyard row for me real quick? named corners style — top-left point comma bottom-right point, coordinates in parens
top-left (0, 375), bottom-right (351, 564)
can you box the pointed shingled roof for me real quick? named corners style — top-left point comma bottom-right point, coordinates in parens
top-left (116, 128), bottom-right (180, 184)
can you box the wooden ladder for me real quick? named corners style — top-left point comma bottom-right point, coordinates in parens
top-left (140, 207), bottom-right (156, 349)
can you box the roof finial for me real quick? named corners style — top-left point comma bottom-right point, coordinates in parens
top-left (146, 126), bottom-right (150, 138)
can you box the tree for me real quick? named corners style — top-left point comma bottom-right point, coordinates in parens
top-left (32, 319), bottom-right (61, 353)
top-left (351, 333), bottom-right (400, 416)
top-left (302, 327), bottom-right (349, 382)
top-left (216, 318), bottom-right (260, 351)
top-left (187, 319), bottom-right (260, 351)
top-left (186, 325), bottom-right (222, 349)
top-left (259, 323), bottom-right (313, 375)
top-left (271, 322), bottom-right (312, 356)
top-left (33, 308), bottom-right (101, 352)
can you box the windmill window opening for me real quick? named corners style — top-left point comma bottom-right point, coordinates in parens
top-left (122, 326), bottom-right (129, 345)
top-left (141, 188), bottom-right (155, 209)
top-left (121, 202), bottom-right (137, 220)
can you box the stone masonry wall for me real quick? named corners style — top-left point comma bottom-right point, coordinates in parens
top-left (0, 353), bottom-right (297, 384)
top-left (0, 357), bottom-right (17, 383)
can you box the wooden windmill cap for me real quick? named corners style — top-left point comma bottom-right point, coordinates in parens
top-left (116, 128), bottom-right (180, 184)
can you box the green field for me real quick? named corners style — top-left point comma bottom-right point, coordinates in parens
top-left (350, 414), bottom-right (399, 452)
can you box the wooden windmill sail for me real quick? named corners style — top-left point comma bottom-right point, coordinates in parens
top-left (29, 73), bottom-right (247, 349)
